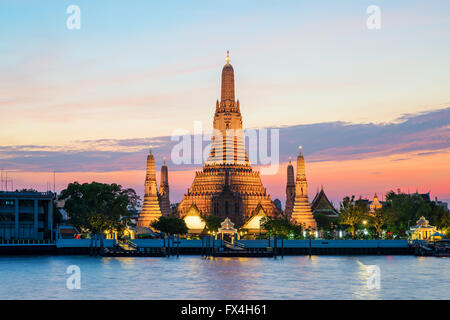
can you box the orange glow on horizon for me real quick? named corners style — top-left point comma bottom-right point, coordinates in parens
top-left (5, 149), bottom-right (450, 206)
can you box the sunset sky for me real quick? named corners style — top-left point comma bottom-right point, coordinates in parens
top-left (1, 1), bottom-right (449, 206)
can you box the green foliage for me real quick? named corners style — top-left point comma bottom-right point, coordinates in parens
top-left (369, 208), bottom-right (385, 239)
top-left (261, 217), bottom-right (303, 239)
top-left (338, 195), bottom-right (369, 239)
top-left (201, 214), bottom-right (223, 233)
top-left (151, 216), bottom-right (188, 235)
top-left (313, 213), bottom-right (336, 231)
top-left (18, 188), bottom-right (38, 192)
top-left (383, 191), bottom-right (449, 238)
top-left (59, 181), bottom-right (140, 235)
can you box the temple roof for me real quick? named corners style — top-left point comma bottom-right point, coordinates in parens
top-left (311, 188), bottom-right (338, 216)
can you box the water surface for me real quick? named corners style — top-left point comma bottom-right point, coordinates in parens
top-left (0, 255), bottom-right (448, 299)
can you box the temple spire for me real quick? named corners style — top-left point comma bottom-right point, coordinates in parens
top-left (158, 158), bottom-right (171, 216)
top-left (285, 159), bottom-right (295, 216)
top-left (291, 146), bottom-right (317, 230)
top-left (221, 51), bottom-right (235, 103)
top-left (137, 147), bottom-right (162, 229)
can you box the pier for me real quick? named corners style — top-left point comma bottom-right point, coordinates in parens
top-left (0, 238), bottom-right (414, 257)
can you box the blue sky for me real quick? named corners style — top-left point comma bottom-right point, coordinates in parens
top-left (0, 1), bottom-right (449, 203)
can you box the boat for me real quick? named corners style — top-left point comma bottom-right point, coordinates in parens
top-left (433, 239), bottom-right (450, 257)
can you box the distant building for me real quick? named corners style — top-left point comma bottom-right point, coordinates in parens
top-left (407, 216), bottom-right (439, 240)
top-left (418, 192), bottom-right (431, 202)
top-left (242, 203), bottom-right (268, 235)
top-left (0, 191), bottom-right (55, 240)
top-left (433, 197), bottom-right (449, 212)
top-left (369, 193), bottom-right (384, 213)
top-left (183, 204), bottom-right (206, 234)
top-left (310, 187), bottom-right (338, 218)
top-left (273, 199), bottom-right (282, 211)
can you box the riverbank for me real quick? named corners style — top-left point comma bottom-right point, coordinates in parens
top-left (0, 239), bottom-right (414, 256)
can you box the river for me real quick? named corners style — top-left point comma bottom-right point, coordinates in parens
top-left (0, 255), bottom-right (448, 299)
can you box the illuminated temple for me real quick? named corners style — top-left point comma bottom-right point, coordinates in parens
top-left (177, 52), bottom-right (280, 226)
top-left (137, 148), bottom-right (162, 228)
top-left (289, 146), bottom-right (317, 230)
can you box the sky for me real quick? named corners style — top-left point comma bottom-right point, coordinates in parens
top-left (1, 1), bottom-right (449, 206)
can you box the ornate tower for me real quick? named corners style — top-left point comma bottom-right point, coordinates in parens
top-left (285, 159), bottom-right (295, 217)
top-left (137, 147), bottom-right (162, 228)
top-left (291, 146), bottom-right (317, 230)
top-left (178, 52), bottom-right (279, 226)
top-left (158, 158), bottom-right (171, 216)
top-left (206, 50), bottom-right (247, 166)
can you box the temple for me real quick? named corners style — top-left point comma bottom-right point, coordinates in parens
top-left (177, 52), bottom-right (280, 226)
top-left (289, 146), bottom-right (317, 230)
top-left (369, 193), bottom-right (383, 213)
top-left (137, 147), bottom-right (162, 228)
top-left (311, 186), bottom-right (339, 218)
top-left (285, 159), bottom-right (295, 217)
top-left (158, 159), bottom-right (171, 216)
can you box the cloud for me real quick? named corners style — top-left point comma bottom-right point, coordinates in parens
top-left (0, 107), bottom-right (449, 173)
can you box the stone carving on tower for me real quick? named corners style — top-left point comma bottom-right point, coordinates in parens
top-left (137, 147), bottom-right (162, 228)
top-left (290, 146), bottom-right (317, 230)
top-left (177, 52), bottom-right (279, 226)
top-left (158, 158), bottom-right (171, 216)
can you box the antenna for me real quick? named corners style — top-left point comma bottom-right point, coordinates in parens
top-left (4, 171), bottom-right (12, 191)
top-left (53, 171), bottom-right (56, 194)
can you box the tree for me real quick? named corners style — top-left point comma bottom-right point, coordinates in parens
top-left (369, 208), bottom-right (385, 239)
top-left (383, 191), bottom-right (432, 237)
top-left (338, 196), bottom-right (367, 239)
top-left (261, 217), bottom-right (303, 238)
top-left (314, 213), bottom-right (335, 231)
top-left (201, 214), bottom-right (222, 233)
top-left (151, 216), bottom-right (188, 235)
top-left (59, 181), bottom-right (140, 235)
top-left (19, 188), bottom-right (38, 192)
top-left (430, 202), bottom-right (450, 234)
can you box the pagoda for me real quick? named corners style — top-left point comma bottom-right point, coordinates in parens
top-left (177, 52), bottom-right (279, 226)
top-left (158, 158), bottom-right (171, 216)
top-left (369, 193), bottom-right (383, 213)
top-left (290, 146), bottom-right (317, 230)
top-left (137, 147), bottom-right (162, 228)
top-left (285, 159), bottom-right (295, 216)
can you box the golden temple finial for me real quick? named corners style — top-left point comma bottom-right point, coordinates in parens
top-left (226, 50), bottom-right (230, 65)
